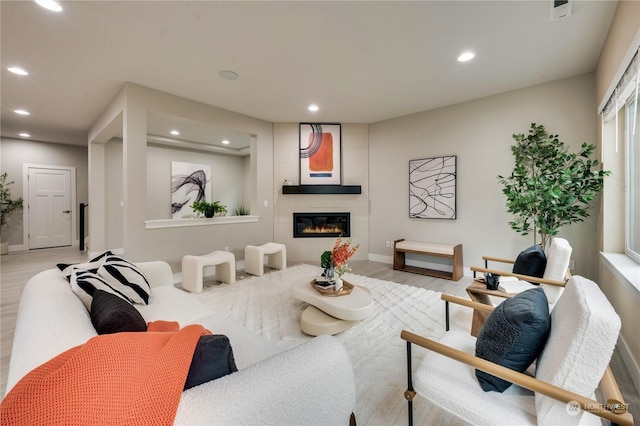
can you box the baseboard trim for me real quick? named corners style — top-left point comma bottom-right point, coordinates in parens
top-left (618, 334), bottom-right (640, 395)
top-left (368, 253), bottom-right (392, 264)
top-left (9, 241), bottom-right (79, 253)
top-left (8, 244), bottom-right (28, 252)
top-left (368, 253), bottom-right (474, 277)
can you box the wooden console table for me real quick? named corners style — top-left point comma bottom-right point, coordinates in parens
top-left (393, 239), bottom-right (463, 281)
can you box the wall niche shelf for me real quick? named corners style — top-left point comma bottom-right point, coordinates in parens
top-left (145, 215), bottom-right (259, 229)
top-left (282, 185), bottom-right (361, 195)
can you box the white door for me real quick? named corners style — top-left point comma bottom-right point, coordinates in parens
top-left (28, 168), bottom-right (72, 249)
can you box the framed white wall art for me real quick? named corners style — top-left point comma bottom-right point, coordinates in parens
top-left (409, 155), bottom-right (457, 219)
top-left (171, 161), bottom-right (211, 219)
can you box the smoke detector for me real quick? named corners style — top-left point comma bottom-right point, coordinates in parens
top-left (550, 0), bottom-right (572, 22)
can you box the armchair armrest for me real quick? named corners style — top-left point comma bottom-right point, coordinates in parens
top-left (400, 330), bottom-right (633, 426)
top-left (470, 266), bottom-right (567, 287)
top-left (482, 255), bottom-right (515, 266)
top-left (441, 293), bottom-right (494, 314)
top-left (600, 365), bottom-right (628, 410)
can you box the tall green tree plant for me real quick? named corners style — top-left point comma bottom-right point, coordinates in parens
top-left (499, 123), bottom-right (609, 250)
top-left (0, 172), bottom-right (24, 235)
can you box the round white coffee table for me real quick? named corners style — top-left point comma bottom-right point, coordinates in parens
top-left (292, 279), bottom-right (374, 336)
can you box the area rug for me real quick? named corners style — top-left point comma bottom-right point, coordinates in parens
top-left (194, 264), bottom-right (472, 425)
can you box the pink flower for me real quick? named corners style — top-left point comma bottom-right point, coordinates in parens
top-left (331, 237), bottom-right (359, 276)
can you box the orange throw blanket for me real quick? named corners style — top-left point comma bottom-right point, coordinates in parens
top-left (1, 321), bottom-right (208, 426)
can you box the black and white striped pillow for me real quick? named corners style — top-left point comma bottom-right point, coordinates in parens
top-left (97, 255), bottom-right (151, 305)
top-left (57, 251), bottom-right (112, 281)
top-left (71, 269), bottom-right (139, 309)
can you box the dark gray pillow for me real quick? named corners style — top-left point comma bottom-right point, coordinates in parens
top-left (475, 287), bottom-right (551, 392)
top-left (90, 289), bottom-right (148, 335)
top-left (512, 245), bottom-right (547, 283)
top-left (184, 334), bottom-right (238, 390)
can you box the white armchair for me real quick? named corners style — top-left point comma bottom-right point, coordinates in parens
top-left (471, 237), bottom-right (572, 305)
top-left (401, 275), bottom-right (633, 426)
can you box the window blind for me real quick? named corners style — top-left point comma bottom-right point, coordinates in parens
top-left (600, 47), bottom-right (639, 122)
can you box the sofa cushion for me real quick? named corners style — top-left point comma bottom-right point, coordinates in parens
top-left (97, 255), bottom-right (151, 305)
top-left (512, 245), bottom-right (546, 282)
top-left (184, 334), bottom-right (238, 390)
top-left (57, 251), bottom-right (112, 281)
top-left (90, 290), bottom-right (148, 335)
top-left (136, 286), bottom-right (216, 326)
top-left (475, 287), bottom-right (551, 392)
top-left (535, 276), bottom-right (620, 425)
top-left (6, 269), bottom-right (99, 393)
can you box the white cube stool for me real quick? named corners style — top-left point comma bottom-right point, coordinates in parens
top-left (182, 250), bottom-right (236, 293)
top-left (244, 242), bottom-right (287, 276)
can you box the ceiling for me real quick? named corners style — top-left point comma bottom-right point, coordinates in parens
top-left (147, 111), bottom-right (252, 154)
top-left (1, 0), bottom-right (618, 147)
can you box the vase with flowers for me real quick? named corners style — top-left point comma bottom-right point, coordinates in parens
top-left (321, 236), bottom-right (359, 291)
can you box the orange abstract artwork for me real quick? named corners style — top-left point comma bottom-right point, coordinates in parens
top-left (309, 132), bottom-right (333, 171)
top-left (300, 123), bottom-right (341, 185)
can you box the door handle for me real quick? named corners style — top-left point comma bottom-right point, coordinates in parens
top-left (62, 210), bottom-right (71, 214)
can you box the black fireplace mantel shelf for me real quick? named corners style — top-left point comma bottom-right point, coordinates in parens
top-left (282, 185), bottom-right (361, 195)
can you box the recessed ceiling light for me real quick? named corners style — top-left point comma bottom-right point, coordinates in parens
top-left (14, 109), bottom-right (30, 115)
top-left (222, 139), bottom-right (230, 145)
top-left (19, 132), bottom-right (31, 138)
top-left (170, 130), bottom-right (180, 136)
top-left (308, 104), bottom-right (319, 112)
top-left (218, 70), bottom-right (239, 80)
top-left (35, 0), bottom-right (62, 12)
top-left (457, 51), bottom-right (475, 62)
top-left (8, 67), bottom-right (28, 76)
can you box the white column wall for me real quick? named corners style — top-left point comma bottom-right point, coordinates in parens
top-left (88, 83), bottom-right (274, 272)
top-left (273, 123), bottom-right (369, 263)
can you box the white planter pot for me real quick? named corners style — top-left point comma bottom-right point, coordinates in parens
top-left (1, 241), bottom-right (9, 255)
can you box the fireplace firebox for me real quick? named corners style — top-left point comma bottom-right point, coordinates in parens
top-left (293, 212), bottom-right (350, 238)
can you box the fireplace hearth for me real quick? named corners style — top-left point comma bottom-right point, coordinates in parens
top-left (293, 212), bottom-right (350, 238)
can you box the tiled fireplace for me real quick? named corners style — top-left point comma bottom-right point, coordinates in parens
top-left (274, 122), bottom-right (368, 262)
top-left (293, 212), bottom-right (350, 238)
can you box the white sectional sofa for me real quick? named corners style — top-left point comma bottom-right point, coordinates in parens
top-left (6, 261), bottom-right (357, 425)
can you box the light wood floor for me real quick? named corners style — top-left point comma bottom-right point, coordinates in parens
top-left (1, 247), bottom-right (638, 423)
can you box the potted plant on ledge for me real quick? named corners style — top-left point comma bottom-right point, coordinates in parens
top-left (1, 172), bottom-right (24, 255)
top-left (191, 200), bottom-right (227, 218)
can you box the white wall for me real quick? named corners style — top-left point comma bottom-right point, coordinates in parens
top-left (105, 139), bottom-right (123, 249)
top-left (0, 138), bottom-right (88, 248)
top-left (145, 145), bottom-right (247, 220)
top-left (369, 73), bottom-right (600, 279)
top-left (595, 0), bottom-right (640, 393)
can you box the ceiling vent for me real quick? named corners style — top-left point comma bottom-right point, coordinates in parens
top-left (550, 0), bottom-right (572, 22)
